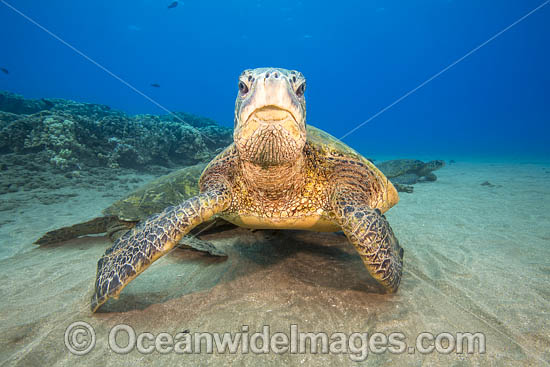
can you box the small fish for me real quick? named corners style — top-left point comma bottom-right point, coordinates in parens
top-left (151, 83), bottom-right (161, 88)
top-left (1, 68), bottom-right (8, 74)
top-left (167, 1), bottom-right (178, 8)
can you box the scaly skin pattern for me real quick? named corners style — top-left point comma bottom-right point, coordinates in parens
top-left (201, 143), bottom-right (393, 229)
top-left (91, 67), bottom-right (403, 312)
top-left (332, 185), bottom-right (403, 292)
top-left (201, 144), bottom-right (331, 223)
top-left (91, 181), bottom-right (230, 312)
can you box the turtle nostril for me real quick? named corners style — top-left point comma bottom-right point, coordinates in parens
top-left (265, 72), bottom-right (270, 78)
top-left (273, 72), bottom-right (279, 78)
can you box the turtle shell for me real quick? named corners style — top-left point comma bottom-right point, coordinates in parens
top-left (305, 125), bottom-right (399, 213)
top-left (103, 163), bottom-right (207, 221)
top-left (376, 159), bottom-right (424, 178)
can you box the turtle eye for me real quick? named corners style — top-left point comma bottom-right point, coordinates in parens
top-left (295, 82), bottom-right (306, 97)
top-left (238, 81), bottom-right (249, 95)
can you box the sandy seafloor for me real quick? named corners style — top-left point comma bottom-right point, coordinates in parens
top-left (0, 160), bottom-right (549, 366)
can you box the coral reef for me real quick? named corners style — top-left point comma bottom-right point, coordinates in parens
top-left (0, 91), bottom-right (232, 171)
top-left (0, 91), bottom-right (54, 115)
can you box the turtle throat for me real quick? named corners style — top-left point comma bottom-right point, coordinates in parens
top-left (234, 106), bottom-right (306, 167)
top-left (240, 155), bottom-right (306, 200)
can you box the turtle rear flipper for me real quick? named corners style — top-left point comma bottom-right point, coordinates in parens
top-left (177, 219), bottom-right (229, 257)
top-left (178, 235), bottom-right (226, 257)
top-left (34, 217), bottom-right (112, 245)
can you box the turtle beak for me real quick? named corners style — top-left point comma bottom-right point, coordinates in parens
top-left (245, 106), bottom-right (298, 125)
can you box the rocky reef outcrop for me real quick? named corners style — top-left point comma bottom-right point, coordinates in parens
top-left (0, 91), bottom-right (55, 115)
top-left (0, 91), bottom-right (232, 171)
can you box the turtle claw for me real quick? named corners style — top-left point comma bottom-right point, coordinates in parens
top-left (90, 252), bottom-right (132, 312)
top-left (90, 289), bottom-right (106, 312)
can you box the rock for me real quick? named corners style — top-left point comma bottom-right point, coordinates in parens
top-left (0, 91), bottom-right (54, 115)
top-left (0, 91), bottom-right (233, 172)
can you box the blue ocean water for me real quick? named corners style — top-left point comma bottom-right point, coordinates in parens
top-left (3, 2), bottom-right (550, 365)
top-left (1, 0), bottom-right (548, 159)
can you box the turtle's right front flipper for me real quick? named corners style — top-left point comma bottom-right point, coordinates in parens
top-left (91, 186), bottom-right (231, 312)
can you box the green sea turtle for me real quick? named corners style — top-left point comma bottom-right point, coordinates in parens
top-left (34, 163), bottom-right (227, 256)
top-left (377, 159), bottom-right (445, 193)
top-left (91, 67), bottom-right (403, 312)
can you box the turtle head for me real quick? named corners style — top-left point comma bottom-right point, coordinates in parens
top-left (234, 67), bottom-right (307, 166)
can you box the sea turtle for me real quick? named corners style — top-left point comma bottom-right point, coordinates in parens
top-left (377, 159), bottom-right (445, 193)
top-left (34, 163), bottom-right (227, 256)
top-left (91, 67), bottom-right (403, 312)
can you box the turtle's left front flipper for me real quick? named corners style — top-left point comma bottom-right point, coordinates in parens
top-left (332, 187), bottom-right (404, 293)
top-left (91, 185), bottom-right (231, 312)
